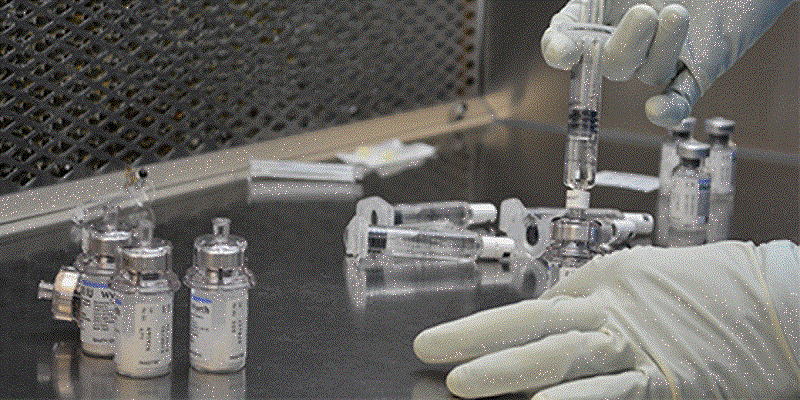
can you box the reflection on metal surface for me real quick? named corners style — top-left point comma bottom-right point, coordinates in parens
top-left (247, 180), bottom-right (363, 203)
top-left (411, 376), bottom-right (457, 400)
top-left (78, 353), bottom-right (118, 400)
top-left (345, 254), bottom-right (546, 313)
top-left (346, 256), bottom-right (479, 311)
top-left (188, 368), bottom-right (246, 400)
top-left (116, 373), bottom-right (172, 400)
top-left (51, 341), bottom-right (78, 400)
top-left (44, 340), bottom-right (172, 400)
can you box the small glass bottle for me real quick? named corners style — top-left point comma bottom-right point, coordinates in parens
top-left (37, 205), bottom-right (132, 357)
top-left (184, 218), bottom-right (255, 373)
top-left (110, 221), bottom-right (180, 378)
top-left (667, 139), bottom-right (711, 247)
top-left (705, 117), bottom-right (736, 242)
top-left (537, 206), bottom-right (601, 286)
top-left (659, 117), bottom-right (695, 192)
top-left (345, 216), bottom-right (515, 261)
top-left (77, 206), bottom-right (132, 357)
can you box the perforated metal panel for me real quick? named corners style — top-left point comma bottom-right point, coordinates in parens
top-left (0, 0), bottom-right (481, 195)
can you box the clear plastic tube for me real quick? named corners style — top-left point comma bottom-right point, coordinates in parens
top-left (356, 196), bottom-right (497, 227)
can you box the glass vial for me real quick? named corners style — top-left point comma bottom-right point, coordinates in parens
top-left (78, 207), bottom-right (132, 357)
top-left (705, 117), bottom-right (736, 242)
top-left (184, 218), bottom-right (255, 373)
top-left (659, 117), bottom-right (695, 192)
top-left (667, 139), bottom-right (711, 247)
top-left (110, 221), bottom-right (180, 378)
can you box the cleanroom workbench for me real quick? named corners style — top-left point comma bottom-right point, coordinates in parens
top-left (2, 126), bottom-right (797, 399)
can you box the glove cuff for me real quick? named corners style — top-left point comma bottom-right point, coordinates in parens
top-left (760, 240), bottom-right (800, 378)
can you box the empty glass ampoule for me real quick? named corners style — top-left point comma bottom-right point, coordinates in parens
top-left (659, 117), bottom-right (695, 192)
top-left (706, 118), bottom-right (736, 194)
top-left (356, 196), bottom-right (497, 227)
top-left (184, 218), bottom-right (255, 373)
top-left (345, 216), bottom-right (514, 261)
top-left (110, 221), bottom-right (180, 378)
top-left (668, 140), bottom-right (711, 247)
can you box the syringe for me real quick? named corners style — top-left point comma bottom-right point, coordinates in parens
top-left (559, 0), bottom-right (614, 204)
top-left (345, 216), bottom-right (514, 261)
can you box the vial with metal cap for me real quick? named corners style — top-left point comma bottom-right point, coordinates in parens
top-left (77, 205), bottom-right (132, 357)
top-left (38, 204), bottom-right (132, 357)
top-left (668, 139), bottom-right (711, 247)
top-left (345, 216), bottom-right (515, 261)
top-left (705, 118), bottom-right (736, 193)
top-left (537, 209), bottom-right (602, 286)
top-left (659, 117), bottom-right (695, 192)
top-left (184, 218), bottom-right (255, 373)
top-left (110, 220), bottom-right (180, 378)
top-left (356, 196), bottom-right (497, 227)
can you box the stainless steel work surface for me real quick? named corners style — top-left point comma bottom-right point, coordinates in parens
top-left (2, 127), bottom-right (796, 399)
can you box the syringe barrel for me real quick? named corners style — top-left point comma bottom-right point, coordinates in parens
top-left (563, 129), bottom-right (598, 190)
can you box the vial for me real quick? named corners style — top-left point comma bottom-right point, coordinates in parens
top-left (110, 220), bottom-right (180, 378)
top-left (705, 117), bottom-right (736, 242)
top-left (537, 208), bottom-right (602, 286)
top-left (77, 206), bottom-right (132, 357)
top-left (184, 218), bottom-right (255, 373)
top-left (356, 196), bottom-right (497, 227)
top-left (667, 139), bottom-right (711, 247)
top-left (37, 205), bottom-right (132, 357)
top-left (345, 216), bottom-right (515, 261)
top-left (659, 117), bottom-right (695, 192)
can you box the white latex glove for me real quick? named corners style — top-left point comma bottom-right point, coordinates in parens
top-left (541, 0), bottom-right (795, 128)
top-left (414, 241), bottom-right (800, 399)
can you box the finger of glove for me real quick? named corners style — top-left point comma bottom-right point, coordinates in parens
top-left (541, 0), bottom-right (586, 70)
top-left (445, 330), bottom-right (635, 399)
top-left (542, 29), bottom-right (581, 71)
top-left (635, 4), bottom-right (690, 87)
top-left (530, 370), bottom-right (649, 400)
top-left (414, 296), bottom-right (604, 364)
top-left (601, 4), bottom-right (657, 81)
top-left (645, 68), bottom-right (700, 128)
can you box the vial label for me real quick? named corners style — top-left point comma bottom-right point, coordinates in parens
top-left (669, 177), bottom-right (710, 228)
top-left (189, 288), bottom-right (247, 371)
top-left (708, 151), bottom-right (735, 193)
top-left (659, 143), bottom-right (679, 190)
top-left (79, 279), bottom-right (116, 352)
top-left (114, 295), bottom-right (173, 377)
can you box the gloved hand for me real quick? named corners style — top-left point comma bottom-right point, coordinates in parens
top-left (414, 241), bottom-right (800, 399)
top-left (541, 0), bottom-right (795, 128)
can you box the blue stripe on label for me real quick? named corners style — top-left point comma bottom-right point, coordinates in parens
top-left (81, 279), bottom-right (108, 289)
top-left (191, 295), bottom-right (212, 304)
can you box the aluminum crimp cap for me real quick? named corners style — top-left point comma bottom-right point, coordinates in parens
top-left (85, 206), bottom-right (132, 258)
top-left (120, 220), bottom-right (172, 273)
top-left (705, 117), bottom-right (735, 137)
top-left (194, 218), bottom-right (247, 272)
top-left (670, 116), bottom-right (696, 138)
top-left (677, 139), bottom-right (710, 160)
top-left (551, 217), bottom-right (600, 243)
